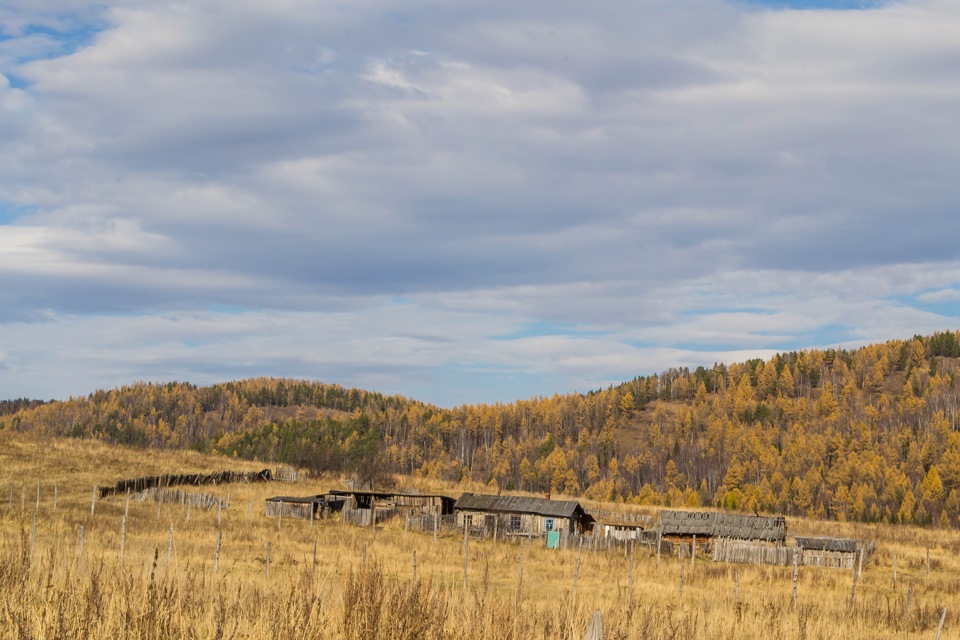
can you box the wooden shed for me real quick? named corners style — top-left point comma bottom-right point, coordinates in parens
top-left (328, 489), bottom-right (454, 515)
top-left (454, 493), bottom-right (595, 537)
top-left (795, 536), bottom-right (876, 569)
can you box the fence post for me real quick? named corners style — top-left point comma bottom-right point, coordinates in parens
top-left (434, 514), bottom-right (438, 544)
top-left (213, 530), bottom-right (222, 575)
top-left (462, 523), bottom-right (469, 593)
top-left (119, 514), bottom-right (127, 565)
top-left (77, 525), bottom-right (85, 559)
top-left (926, 547), bottom-right (930, 578)
top-left (573, 536), bottom-right (582, 602)
top-left (734, 570), bottom-right (739, 603)
top-left (90, 486), bottom-right (97, 517)
top-left (30, 513), bottom-right (37, 564)
top-left (412, 550), bottom-right (417, 583)
top-left (518, 539), bottom-right (525, 597)
top-left (53, 484), bottom-right (57, 513)
top-left (628, 540), bottom-right (634, 604)
top-left (935, 608), bottom-right (947, 640)
top-left (167, 526), bottom-right (174, 570)
top-left (893, 552), bottom-right (897, 586)
top-left (312, 540), bottom-right (317, 579)
top-left (692, 535), bottom-right (696, 569)
top-left (791, 553), bottom-right (798, 610)
top-left (679, 552), bottom-right (684, 595)
top-left (35, 480), bottom-right (40, 514)
top-left (265, 541), bottom-right (271, 577)
top-left (657, 530), bottom-right (662, 564)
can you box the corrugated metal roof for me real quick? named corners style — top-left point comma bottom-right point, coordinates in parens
top-left (454, 493), bottom-right (591, 519)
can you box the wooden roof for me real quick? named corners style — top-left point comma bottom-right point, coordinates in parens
top-left (795, 536), bottom-right (859, 553)
top-left (660, 510), bottom-right (786, 542)
top-left (454, 492), bottom-right (594, 521)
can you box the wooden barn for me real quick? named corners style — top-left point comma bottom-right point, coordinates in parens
top-left (329, 489), bottom-right (454, 515)
top-left (795, 536), bottom-right (876, 569)
top-left (330, 489), bottom-right (454, 527)
top-left (454, 493), bottom-right (595, 538)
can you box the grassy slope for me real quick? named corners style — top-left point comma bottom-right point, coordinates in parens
top-left (0, 431), bottom-right (957, 639)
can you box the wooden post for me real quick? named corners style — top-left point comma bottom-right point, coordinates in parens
top-left (692, 535), bottom-right (696, 569)
top-left (213, 530), bottom-right (222, 575)
top-left (30, 513), bottom-right (37, 563)
top-left (277, 504), bottom-right (282, 530)
top-left (310, 505), bottom-right (314, 529)
top-left (404, 515), bottom-right (409, 540)
top-left (53, 484), bottom-right (58, 513)
top-left (412, 550), bottom-right (417, 583)
top-left (462, 523), bottom-right (469, 592)
top-left (248, 499), bottom-right (253, 521)
top-left (518, 539), bottom-right (525, 597)
top-left (583, 610), bottom-right (604, 640)
top-left (907, 583), bottom-right (913, 610)
top-left (573, 536), bottom-right (582, 602)
top-left (850, 572), bottom-right (857, 609)
top-left (35, 480), bottom-right (40, 514)
top-left (893, 552), bottom-right (897, 586)
top-left (77, 525), bottom-right (85, 559)
top-left (217, 502), bottom-right (222, 528)
top-left (311, 540), bottom-right (318, 578)
top-left (20, 484), bottom-right (24, 511)
top-left (679, 552), bottom-right (685, 595)
top-left (371, 507), bottom-right (376, 531)
top-left (362, 543), bottom-right (367, 569)
top-left (167, 526), bottom-right (174, 569)
top-left (186, 502), bottom-right (191, 523)
top-left (90, 486), bottom-right (97, 517)
top-left (857, 545), bottom-right (864, 580)
top-left (265, 541), bottom-right (271, 577)
top-left (935, 608), bottom-right (947, 640)
top-left (434, 514), bottom-right (438, 544)
top-left (926, 547), bottom-right (930, 578)
top-left (791, 553), bottom-right (798, 610)
top-left (657, 530), bottom-right (662, 564)
top-left (735, 570), bottom-right (739, 603)
top-left (628, 540), bottom-right (634, 603)
top-left (119, 515), bottom-right (126, 565)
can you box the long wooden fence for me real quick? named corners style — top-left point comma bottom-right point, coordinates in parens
top-left (712, 538), bottom-right (796, 566)
top-left (98, 469), bottom-right (273, 498)
top-left (133, 487), bottom-right (226, 510)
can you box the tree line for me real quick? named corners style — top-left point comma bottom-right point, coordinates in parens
top-left (3, 331), bottom-right (960, 527)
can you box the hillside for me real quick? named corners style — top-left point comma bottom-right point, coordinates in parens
top-left (3, 331), bottom-right (960, 529)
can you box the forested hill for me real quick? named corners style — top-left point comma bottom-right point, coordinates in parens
top-left (3, 331), bottom-right (960, 528)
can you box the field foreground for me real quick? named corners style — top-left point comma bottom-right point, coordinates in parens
top-left (0, 432), bottom-right (958, 639)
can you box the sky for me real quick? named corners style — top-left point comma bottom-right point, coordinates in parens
top-left (1, 0), bottom-right (959, 408)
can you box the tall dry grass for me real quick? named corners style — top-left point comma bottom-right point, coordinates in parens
top-left (0, 431), bottom-right (957, 639)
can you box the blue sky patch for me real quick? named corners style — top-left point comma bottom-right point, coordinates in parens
top-left (0, 202), bottom-right (37, 225)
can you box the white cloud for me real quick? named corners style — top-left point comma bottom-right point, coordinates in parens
top-left (0, 0), bottom-right (958, 404)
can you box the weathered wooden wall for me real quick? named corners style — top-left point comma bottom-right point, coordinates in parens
top-left (99, 469), bottom-right (273, 498)
top-left (712, 538), bottom-right (796, 566)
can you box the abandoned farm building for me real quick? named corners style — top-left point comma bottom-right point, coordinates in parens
top-left (795, 536), bottom-right (876, 569)
top-left (661, 510), bottom-right (786, 543)
top-left (328, 489), bottom-right (454, 515)
top-left (454, 493), bottom-right (595, 537)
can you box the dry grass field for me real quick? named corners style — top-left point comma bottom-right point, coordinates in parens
top-left (1, 430), bottom-right (958, 639)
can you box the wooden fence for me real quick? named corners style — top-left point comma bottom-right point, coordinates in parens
top-left (341, 507), bottom-right (401, 527)
top-left (99, 469), bottom-right (273, 498)
top-left (712, 538), bottom-right (796, 566)
top-left (133, 487), bottom-right (226, 510)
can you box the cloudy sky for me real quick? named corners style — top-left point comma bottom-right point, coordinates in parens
top-left (1, 0), bottom-right (958, 407)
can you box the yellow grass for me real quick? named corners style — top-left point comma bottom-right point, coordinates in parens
top-left (0, 430), bottom-right (957, 639)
